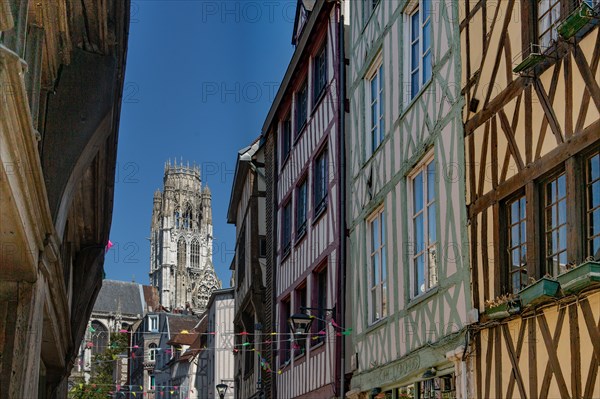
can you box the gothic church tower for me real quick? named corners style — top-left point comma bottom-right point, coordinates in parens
top-left (150, 159), bottom-right (221, 313)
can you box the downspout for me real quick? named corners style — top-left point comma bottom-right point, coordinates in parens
top-left (271, 132), bottom-right (279, 399)
top-left (337, 2), bottom-right (347, 398)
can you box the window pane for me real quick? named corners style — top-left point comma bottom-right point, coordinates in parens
top-left (413, 172), bottom-right (424, 212)
top-left (411, 11), bottom-right (420, 41)
top-left (411, 71), bottom-right (420, 98)
top-left (373, 253), bottom-right (380, 283)
top-left (428, 203), bottom-right (436, 243)
top-left (416, 255), bottom-right (425, 294)
top-left (415, 214), bottom-right (424, 253)
top-left (372, 217), bottom-right (379, 249)
top-left (591, 154), bottom-right (600, 181)
top-left (411, 42), bottom-right (420, 70)
top-left (423, 52), bottom-right (432, 84)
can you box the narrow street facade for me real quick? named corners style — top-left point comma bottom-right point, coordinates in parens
top-left (461, 0), bottom-right (600, 397)
top-left (346, 0), bottom-right (472, 397)
top-left (228, 139), bottom-right (267, 399)
top-left (260, 0), bottom-right (346, 397)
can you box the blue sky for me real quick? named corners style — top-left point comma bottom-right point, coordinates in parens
top-left (104, 1), bottom-right (295, 286)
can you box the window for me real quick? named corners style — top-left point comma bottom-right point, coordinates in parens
top-left (313, 44), bottom-right (327, 103)
top-left (410, 156), bottom-right (437, 297)
top-left (538, 0), bottom-right (561, 49)
top-left (150, 375), bottom-right (155, 390)
top-left (297, 179), bottom-right (308, 237)
top-left (259, 235), bottom-right (267, 258)
top-left (397, 374), bottom-right (456, 399)
top-left (148, 343), bottom-right (157, 362)
top-left (280, 297), bottom-right (291, 366)
top-left (368, 207), bottom-right (387, 323)
top-left (183, 204), bottom-right (192, 229)
top-left (237, 227), bottom-right (246, 285)
top-left (295, 284), bottom-right (307, 355)
top-left (368, 62), bottom-right (385, 152)
top-left (281, 114), bottom-right (291, 162)
top-left (587, 152), bottom-right (600, 259)
top-left (174, 209), bottom-right (180, 229)
top-left (282, 201), bottom-right (292, 256)
top-left (312, 267), bottom-right (327, 345)
top-left (242, 311), bottom-right (255, 374)
top-left (314, 149), bottom-right (328, 217)
top-left (507, 195), bottom-right (528, 294)
top-left (544, 173), bottom-right (567, 276)
top-left (149, 315), bottom-right (159, 333)
top-left (296, 80), bottom-right (308, 134)
top-left (191, 239), bottom-right (200, 268)
top-left (177, 237), bottom-right (187, 270)
top-left (90, 321), bottom-right (108, 357)
top-left (408, 0), bottom-right (432, 99)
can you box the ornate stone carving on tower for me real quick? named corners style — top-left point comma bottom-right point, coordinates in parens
top-left (150, 159), bottom-right (221, 313)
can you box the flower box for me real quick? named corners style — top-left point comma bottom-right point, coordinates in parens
top-left (557, 261), bottom-right (600, 294)
top-left (518, 277), bottom-right (560, 307)
top-left (558, 1), bottom-right (596, 40)
top-left (485, 300), bottom-right (521, 319)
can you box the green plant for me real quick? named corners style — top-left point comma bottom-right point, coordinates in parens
top-left (68, 332), bottom-right (129, 399)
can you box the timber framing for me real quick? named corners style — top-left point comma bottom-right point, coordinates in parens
top-left (462, 0), bottom-right (600, 397)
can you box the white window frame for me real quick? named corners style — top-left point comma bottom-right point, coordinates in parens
top-left (365, 53), bottom-right (384, 156)
top-left (149, 315), bottom-right (158, 333)
top-left (367, 205), bottom-right (387, 324)
top-left (408, 152), bottom-right (438, 298)
top-left (404, 0), bottom-right (433, 102)
top-left (538, 0), bottom-right (561, 49)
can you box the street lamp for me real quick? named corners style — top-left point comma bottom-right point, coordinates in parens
top-left (216, 383), bottom-right (228, 399)
top-left (288, 312), bottom-right (313, 335)
top-left (288, 306), bottom-right (335, 335)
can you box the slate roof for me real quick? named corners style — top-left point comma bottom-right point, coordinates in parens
top-left (167, 314), bottom-right (199, 336)
top-left (93, 280), bottom-right (144, 317)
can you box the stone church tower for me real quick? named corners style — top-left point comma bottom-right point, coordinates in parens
top-left (149, 160), bottom-right (221, 313)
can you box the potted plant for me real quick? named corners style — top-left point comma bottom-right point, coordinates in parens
top-left (484, 294), bottom-right (521, 319)
top-left (518, 275), bottom-right (561, 307)
top-left (557, 259), bottom-right (600, 294)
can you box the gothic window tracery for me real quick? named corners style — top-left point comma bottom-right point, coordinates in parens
top-left (177, 237), bottom-right (187, 269)
top-left (90, 320), bottom-right (108, 357)
top-left (191, 239), bottom-right (200, 268)
top-left (174, 208), bottom-right (181, 229)
top-left (183, 204), bottom-right (192, 229)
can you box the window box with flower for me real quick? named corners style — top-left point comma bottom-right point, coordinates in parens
top-left (518, 275), bottom-right (560, 308)
top-left (557, 259), bottom-right (600, 294)
top-left (484, 294), bottom-right (521, 319)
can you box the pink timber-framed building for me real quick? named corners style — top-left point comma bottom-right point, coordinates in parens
top-left (260, 0), bottom-right (348, 397)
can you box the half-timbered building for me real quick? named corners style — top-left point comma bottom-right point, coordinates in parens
top-left (461, 0), bottom-right (600, 398)
top-left (260, 0), bottom-right (346, 397)
top-left (228, 139), bottom-right (268, 399)
top-left (346, 1), bottom-right (472, 397)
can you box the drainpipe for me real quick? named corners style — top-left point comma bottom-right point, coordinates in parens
top-left (337, 2), bottom-right (347, 398)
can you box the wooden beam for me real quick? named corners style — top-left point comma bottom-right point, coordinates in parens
top-left (568, 304), bottom-right (581, 399)
top-left (528, 317), bottom-right (538, 399)
top-left (580, 298), bottom-right (600, 362)
top-left (572, 45), bottom-right (600, 114)
top-left (533, 79), bottom-right (564, 146)
top-left (498, 110), bottom-right (525, 170)
top-left (538, 311), bottom-right (570, 399)
top-left (466, 78), bottom-right (527, 134)
top-left (503, 323), bottom-right (528, 399)
top-left (468, 119), bottom-right (600, 218)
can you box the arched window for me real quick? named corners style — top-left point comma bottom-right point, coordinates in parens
top-left (90, 320), bottom-right (108, 357)
top-left (183, 204), bottom-right (192, 229)
top-left (177, 238), bottom-right (187, 269)
top-left (191, 239), bottom-right (200, 268)
top-left (148, 343), bottom-right (157, 362)
top-left (174, 209), bottom-right (180, 229)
